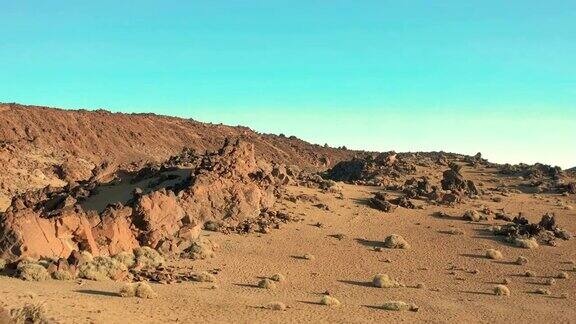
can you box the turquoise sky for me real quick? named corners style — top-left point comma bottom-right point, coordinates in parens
top-left (1, 1), bottom-right (575, 168)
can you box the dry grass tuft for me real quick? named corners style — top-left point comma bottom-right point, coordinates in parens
top-left (264, 302), bottom-right (287, 311)
top-left (134, 247), bottom-right (165, 269)
top-left (372, 274), bottom-right (402, 288)
top-left (270, 273), bottom-right (286, 282)
top-left (10, 302), bottom-right (50, 324)
top-left (258, 278), bottom-right (277, 289)
top-left (535, 288), bottom-right (551, 295)
top-left (190, 271), bottom-right (216, 283)
top-left (52, 270), bottom-right (74, 281)
top-left (485, 249), bottom-right (503, 260)
top-left (383, 234), bottom-right (410, 249)
top-left (525, 270), bottom-right (536, 277)
top-left (380, 301), bottom-right (419, 312)
top-left (113, 251), bottom-right (136, 268)
top-left (514, 238), bottom-right (539, 249)
top-left (320, 295), bottom-right (341, 307)
top-left (17, 262), bottom-right (50, 281)
top-left (303, 253), bottom-right (316, 261)
top-left (119, 282), bottom-right (157, 299)
top-left (557, 272), bottom-right (569, 279)
top-left (493, 285), bottom-right (511, 296)
top-left (515, 256), bottom-right (528, 265)
top-left (78, 256), bottom-right (127, 281)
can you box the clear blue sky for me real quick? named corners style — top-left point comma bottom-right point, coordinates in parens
top-left (1, 1), bottom-right (575, 167)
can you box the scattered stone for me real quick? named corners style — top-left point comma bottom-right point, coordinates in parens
top-left (545, 278), bottom-right (556, 286)
top-left (270, 273), bottom-right (286, 282)
top-left (525, 270), bottom-right (536, 277)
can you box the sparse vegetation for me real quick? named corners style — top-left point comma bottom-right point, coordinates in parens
top-left (183, 237), bottom-right (217, 260)
top-left (270, 273), bottom-right (286, 282)
top-left (557, 271), bottom-right (569, 279)
top-left (545, 278), bottom-right (556, 286)
top-left (113, 251), bottom-right (136, 268)
top-left (119, 282), bottom-right (157, 299)
top-left (320, 295), bottom-right (341, 307)
top-left (303, 253), bottom-right (316, 260)
top-left (380, 301), bottom-right (419, 312)
top-left (52, 270), bottom-right (74, 281)
top-left (17, 262), bottom-right (50, 281)
top-left (515, 256), bottom-right (528, 265)
top-left (525, 270), bottom-right (536, 277)
top-left (372, 274), bottom-right (402, 288)
top-left (535, 288), bottom-right (551, 295)
top-left (485, 249), bottom-right (503, 260)
top-left (494, 285), bottom-right (511, 296)
top-left (78, 256), bottom-right (128, 281)
top-left (9, 302), bottom-right (50, 324)
top-left (258, 278), bottom-right (276, 289)
top-left (264, 302), bottom-right (287, 311)
top-left (190, 271), bottom-right (216, 283)
top-left (514, 238), bottom-right (539, 249)
top-left (383, 234), bottom-right (410, 249)
top-left (463, 210), bottom-right (486, 222)
top-left (134, 246), bottom-right (165, 269)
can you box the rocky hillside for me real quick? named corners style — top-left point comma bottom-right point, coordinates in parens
top-left (0, 103), bottom-right (360, 210)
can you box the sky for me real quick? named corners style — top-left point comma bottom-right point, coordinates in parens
top-left (0, 1), bottom-right (575, 168)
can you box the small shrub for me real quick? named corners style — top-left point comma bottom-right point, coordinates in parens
top-left (78, 256), bottom-right (127, 281)
top-left (9, 302), bottom-right (50, 324)
top-left (17, 263), bottom-right (50, 281)
top-left (119, 282), bottom-right (157, 299)
top-left (190, 271), bottom-right (216, 283)
top-left (303, 253), bottom-right (315, 261)
top-left (270, 273), bottom-right (286, 282)
top-left (52, 270), bottom-right (74, 281)
top-left (134, 247), bottom-right (164, 269)
top-left (525, 270), bottom-right (536, 277)
top-left (463, 210), bottom-right (486, 222)
top-left (514, 238), bottom-right (539, 249)
top-left (258, 278), bottom-right (276, 289)
top-left (320, 295), bottom-right (341, 307)
top-left (485, 249), bottom-right (503, 260)
top-left (515, 256), bottom-right (528, 265)
top-left (493, 285), bottom-right (511, 296)
top-left (557, 272), bottom-right (569, 279)
top-left (383, 234), bottom-right (410, 249)
top-left (0, 258), bottom-right (6, 271)
top-left (113, 251), bottom-right (136, 268)
top-left (372, 274), bottom-right (401, 288)
top-left (535, 288), bottom-right (551, 295)
top-left (380, 301), bottom-right (418, 312)
top-left (545, 278), bottom-right (556, 286)
top-left (183, 237), bottom-right (217, 260)
top-left (264, 302), bottom-right (287, 311)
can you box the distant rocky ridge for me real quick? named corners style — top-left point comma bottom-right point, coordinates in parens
top-left (0, 103), bottom-right (361, 210)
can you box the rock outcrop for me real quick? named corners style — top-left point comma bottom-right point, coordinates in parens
top-left (0, 139), bottom-right (285, 261)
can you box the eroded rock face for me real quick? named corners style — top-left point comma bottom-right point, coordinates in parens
top-left (0, 207), bottom-right (97, 260)
top-left (0, 139), bottom-right (284, 261)
top-left (179, 139), bottom-right (278, 227)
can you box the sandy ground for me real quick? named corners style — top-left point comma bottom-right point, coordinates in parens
top-left (1, 179), bottom-right (575, 323)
